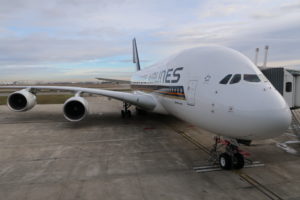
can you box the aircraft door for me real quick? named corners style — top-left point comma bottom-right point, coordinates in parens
top-left (186, 80), bottom-right (198, 106)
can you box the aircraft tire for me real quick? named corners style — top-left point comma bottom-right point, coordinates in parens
top-left (136, 108), bottom-right (147, 115)
top-left (127, 110), bottom-right (131, 118)
top-left (219, 153), bottom-right (232, 170)
top-left (233, 153), bottom-right (244, 169)
top-left (121, 110), bottom-right (125, 118)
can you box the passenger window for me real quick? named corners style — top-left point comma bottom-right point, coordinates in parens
top-left (286, 82), bottom-right (292, 92)
top-left (230, 74), bottom-right (241, 84)
top-left (244, 74), bottom-right (260, 82)
top-left (219, 74), bottom-right (232, 84)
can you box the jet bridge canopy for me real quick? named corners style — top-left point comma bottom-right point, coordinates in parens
top-left (260, 67), bottom-right (300, 109)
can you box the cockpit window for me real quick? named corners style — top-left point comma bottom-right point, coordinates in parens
top-left (219, 74), bottom-right (232, 84)
top-left (244, 74), bottom-right (260, 82)
top-left (230, 74), bottom-right (241, 84)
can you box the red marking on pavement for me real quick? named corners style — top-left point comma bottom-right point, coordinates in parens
top-left (239, 150), bottom-right (251, 157)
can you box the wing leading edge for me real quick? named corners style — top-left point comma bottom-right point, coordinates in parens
top-left (95, 77), bottom-right (130, 84)
top-left (0, 86), bottom-right (156, 110)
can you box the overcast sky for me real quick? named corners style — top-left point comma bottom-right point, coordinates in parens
top-left (0, 0), bottom-right (300, 82)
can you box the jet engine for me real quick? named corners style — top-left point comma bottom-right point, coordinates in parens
top-left (63, 96), bottom-right (88, 122)
top-left (7, 89), bottom-right (37, 112)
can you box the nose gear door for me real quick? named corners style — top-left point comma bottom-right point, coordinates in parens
top-left (186, 80), bottom-right (198, 106)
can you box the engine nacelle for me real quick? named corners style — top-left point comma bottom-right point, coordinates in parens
top-left (63, 96), bottom-right (89, 122)
top-left (7, 89), bottom-right (37, 112)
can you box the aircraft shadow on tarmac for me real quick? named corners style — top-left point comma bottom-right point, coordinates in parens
top-left (0, 106), bottom-right (171, 129)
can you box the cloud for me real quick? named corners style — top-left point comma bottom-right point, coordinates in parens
top-left (0, 0), bottom-right (300, 81)
top-left (0, 36), bottom-right (129, 65)
top-left (148, 0), bottom-right (300, 59)
top-left (280, 1), bottom-right (300, 11)
top-left (268, 59), bottom-right (300, 67)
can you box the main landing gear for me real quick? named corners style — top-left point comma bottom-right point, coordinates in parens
top-left (210, 137), bottom-right (246, 170)
top-left (136, 107), bottom-right (147, 115)
top-left (121, 102), bottom-right (131, 118)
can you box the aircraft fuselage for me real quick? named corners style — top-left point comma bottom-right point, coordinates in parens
top-left (130, 46), bottom-right (291, 140)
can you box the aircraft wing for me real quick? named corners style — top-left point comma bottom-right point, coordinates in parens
top-left (95, 78), bottom-right (131, 84)
top-left (0, 86), bottom-right (156, 110)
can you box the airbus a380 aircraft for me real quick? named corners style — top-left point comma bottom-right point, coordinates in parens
top-left (0, 39), bottom-right (291, 170)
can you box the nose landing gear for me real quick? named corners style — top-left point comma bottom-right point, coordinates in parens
top-left (210, 137), bottom-right (246, 170)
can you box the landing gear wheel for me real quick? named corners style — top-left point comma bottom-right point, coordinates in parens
top-left (233, 153), bottom-right (244, 169)
top-left (126, 110), bottom-right (131, 118)
top-left (219, 153), bottom-right (232, 170)
top-left (210, 137), bottom-right (247, 170)
top-left (121, 110), bottom-right (131, 118)
top-left (136, 108), bottom-right (147, 115)
top-left (121, 102), bottom-right (132, 118)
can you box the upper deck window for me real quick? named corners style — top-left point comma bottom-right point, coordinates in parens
top-left (219, 74), bottom-right (232, 84)
top-left (244, 74), bottom-right (260, 82)
top-left (230, 74), bottom-right (241, 84)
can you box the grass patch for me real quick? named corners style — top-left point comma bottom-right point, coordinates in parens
top-left (0, 95), bottom-right (73, 105)
top-left (36, 95), bottom-right (73, 104)
top-left (0, 96), bottom-right (7, 105)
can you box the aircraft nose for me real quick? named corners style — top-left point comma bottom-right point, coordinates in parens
top-left (236, 86), bottom-right (292, 139)
top-left (251, 107), bottom-right (291, 139)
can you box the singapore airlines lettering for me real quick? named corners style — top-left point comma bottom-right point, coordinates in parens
top-left (142, 67), bottom-right (183, 83)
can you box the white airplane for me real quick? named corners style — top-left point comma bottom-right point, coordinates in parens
top-left (0, 39), bottom-right (291, 170)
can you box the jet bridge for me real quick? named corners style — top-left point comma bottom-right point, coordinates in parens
top-left (260, 67), bottom-right (300, 141)
top-left (261, 67), bottom-right (300, 143)
top-left (260, 67), bottom-right (300, 109)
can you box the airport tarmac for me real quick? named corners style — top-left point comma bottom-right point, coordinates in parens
top-left (0, 97), bottom-right (300, 200)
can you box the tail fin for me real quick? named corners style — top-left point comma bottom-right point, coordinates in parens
top-left (132, 38), bottom-right (141, 71)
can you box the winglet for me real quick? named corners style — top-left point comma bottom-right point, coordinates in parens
top-left (132, 38), bottom-right (141, 71)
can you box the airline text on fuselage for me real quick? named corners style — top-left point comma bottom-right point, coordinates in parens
top-left (143, 67), bottom-right (184, 84)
